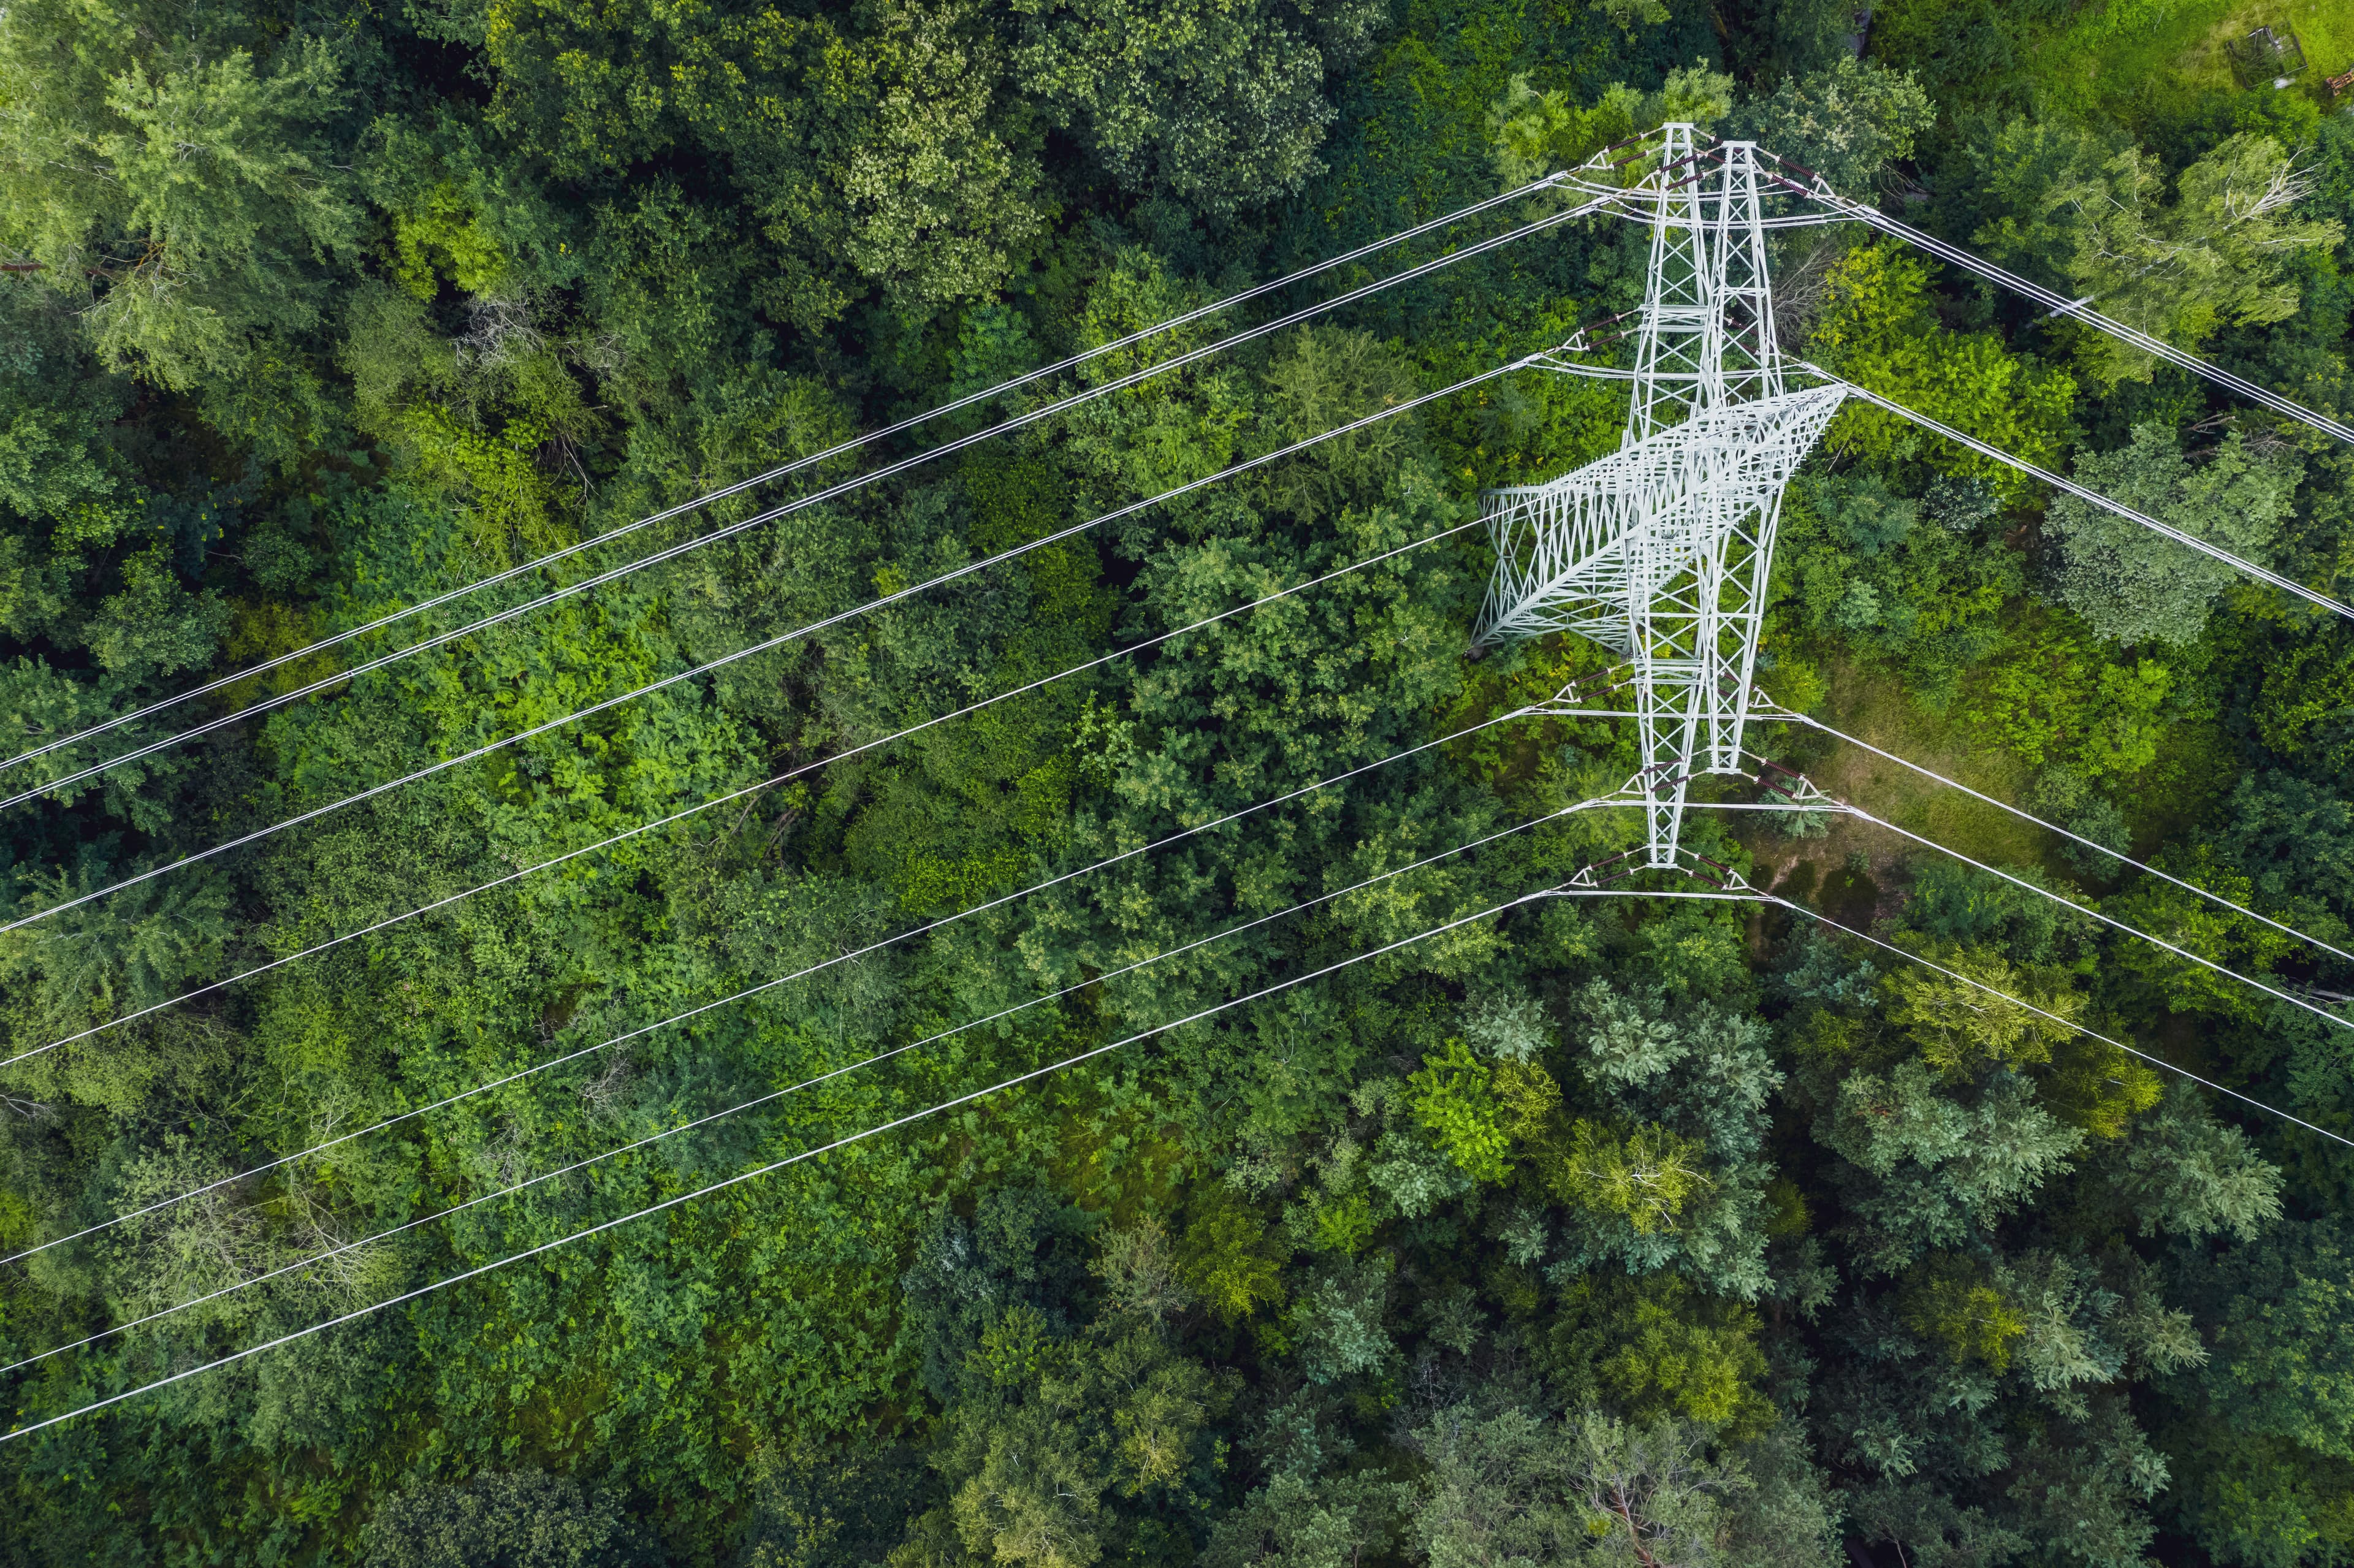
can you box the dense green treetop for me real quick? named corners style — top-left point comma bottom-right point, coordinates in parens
top-left (1, 0), bottom-right (2352, 1564)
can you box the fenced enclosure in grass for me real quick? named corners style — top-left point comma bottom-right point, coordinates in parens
top-left (2225, 23), bottom-right (2307, 86)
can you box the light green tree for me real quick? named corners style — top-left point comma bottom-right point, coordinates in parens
top-left (1723, 58), bottom-right (1935, 194)
top-left (918, 1302), bottom-right (1232, 1568)
top-left (0, 857), bottom-right (231, 1046)
top-left (1489, 65), bottom-right (1737, 191)
top-left (1409, 1404), bottom-right (1840, 1568)
top-left (0, 9), bottom-right (357, 394)
top-left (1817, 1060), bottom-right (2083, 1273)
top-left (1974, 122), bottom-right (2345, 386)
top-left (2098, 1082), bottom-right (2284, 1244)
top-left (839, 0), bottom-right (1049, 306)
top-left (1201, 1468), bottom-right (1408, 1568)
top-left (1809, 243), bottom-right (2076, 501)
top-left (2043, 422), bottom-right (2301, 647)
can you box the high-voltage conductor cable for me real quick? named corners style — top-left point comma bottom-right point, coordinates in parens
top-left (1794, 364), bottom-right (2354, 625)
top-left (1750, 698), bottom-right (2354, 967)
top-left (3, 197), bottom-right (1613, 815)
top-left (0, 503), bottom-right (1504, 1074)
top-left (1541, 845), bottom-right (2345, 1146)
top-left (0, 175), bottom-right (1580, 782)
top-left (0, 517), bottom-right (1431, 1068)
top-left (6, 796), bottom-right (1629, 1371)
top-left (1767, 168), bottom-right (2354, 448)
top-left (2, 693), bottom-right (1556, 1265)
top-left (1819, 793), bottom-right (2353, 1033)
top-left (0, 869), bottom-right (1617, 1440)
top-left (0, 346), bottom-right (1559, 940)
top-left (1759, 889), bottom-right (2354, 1151)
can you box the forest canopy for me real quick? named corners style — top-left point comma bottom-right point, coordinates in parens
top-left (2, 0), bottom-right (2353, 1565)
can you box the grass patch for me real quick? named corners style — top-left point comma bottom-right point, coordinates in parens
top-left (1741, 659), bottom-right (2078, 918)
top-left (2031, 0), bottom-right (2352, 119)
top-left (2195, 0), bottom-right (2354, 83)
top-left (1874, 0), bottom-right (2352, 137)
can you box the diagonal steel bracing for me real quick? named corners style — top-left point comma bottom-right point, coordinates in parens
top-left (1475, 133), bottom-right (1843, 867)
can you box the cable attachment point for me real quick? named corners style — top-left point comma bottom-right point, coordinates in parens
top-left (1757, 766), bottom-right (1834, 809)
top-left (1534, 665), bottom-right (1634, 716)
top-left (1677, 848), bottom-right (1754, 892)
top-left (1565, 842), bottom-right (1747, 893)
top-left (1567, 843), bottom-right (1645, 888)
top-left (1545, 311), bottom-right (1639, 359)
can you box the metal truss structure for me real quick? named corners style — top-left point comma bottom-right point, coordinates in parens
top-left (1474, 129), bottom-right (1845, 868)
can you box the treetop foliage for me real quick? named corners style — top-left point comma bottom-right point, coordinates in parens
top-left (1, 0), bottom-right (2352, 1563)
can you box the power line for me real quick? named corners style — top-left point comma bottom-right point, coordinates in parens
top-left (1826, 796), bottom-right (2353, 1033)
top-left (1545, 838), bottom-right (2347, 1147)
top-left (1771, 172), bottom-right (2354, 449)
top-left (0, 176), bottom-right (1577, 785)
top-left (1797, 364), bottom-right (2354, 626)
top-left (0, 514), bottom-right (1484, 1072)
top-left (1575, 710), bottom-right (2348, 1027)
top-left (1760, 889), bottom-right (2354, 1151)
top-left (59, 837), bottom-right (2324, 1432)
top-left (0, 347), bottom-right (1550, 940)
top-left (0, 869), bottom-right (1604, 1442)
top-left (8, 797), bottom-right (1629, 1370)
top-left (1752, 699), bottom-right (2354, 966)
top-left (3, 200), bottom-right (1610, 816)
top-left (4, 699), bottom-right (1553, 1265)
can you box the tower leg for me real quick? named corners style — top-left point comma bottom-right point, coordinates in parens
top-left (1626, 124), bottom-right (1715, 446)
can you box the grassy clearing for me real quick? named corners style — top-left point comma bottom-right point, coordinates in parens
top-left (1737, 649), bottom-right (2250, 932)
top-left (2029, 0), bottom-right (2353, 121)
top-left (1872, 0), bottom-right (2353, 134)
top-left (2196, 0), bottom-right (2354, 83)
top-left (1736, 659), bottom-right (2079, 924)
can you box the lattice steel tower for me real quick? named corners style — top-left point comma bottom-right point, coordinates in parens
top-left (1475, 128), bottom-right (1845, 868)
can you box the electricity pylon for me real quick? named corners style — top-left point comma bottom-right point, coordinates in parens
top-left (1474, 129), bottom-right (1844, 869)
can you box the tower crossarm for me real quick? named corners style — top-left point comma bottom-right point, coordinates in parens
top-left (1473, 386), bottom-right (1845, 649)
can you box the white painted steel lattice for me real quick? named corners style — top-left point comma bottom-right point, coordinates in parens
top-left (1474, 130), bottom-right (1845, 867)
